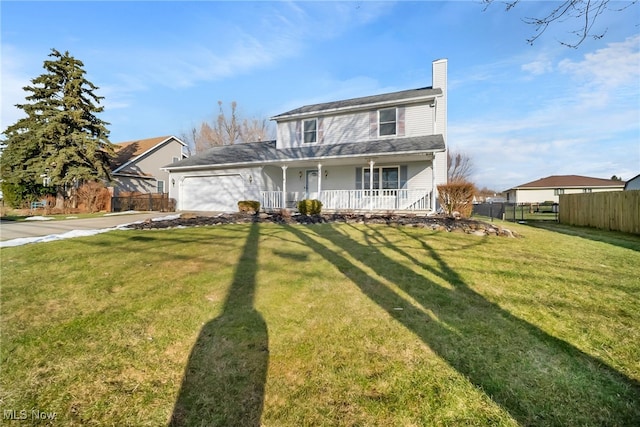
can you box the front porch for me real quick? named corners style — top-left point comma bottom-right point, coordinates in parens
top-left (261, 189), bottom-right (432, 212)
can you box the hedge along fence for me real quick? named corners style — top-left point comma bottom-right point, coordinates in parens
top-left (559, 190), bottom-right (640, 234)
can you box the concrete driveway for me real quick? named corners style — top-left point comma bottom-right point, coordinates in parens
top-left (0, 212), bottom-right (169, 242)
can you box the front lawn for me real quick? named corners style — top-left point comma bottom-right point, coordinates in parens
top-left (1, 222), bottom-right (639, 426)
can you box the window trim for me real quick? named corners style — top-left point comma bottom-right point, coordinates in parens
top-left (362, 166), bottom-right (400, 190)
top-left (157, 180), bottom-right (165, 194)
top-left (303, 118), bottom-right (318, 144)
top-left (378, 107), bottom-right (397, 137)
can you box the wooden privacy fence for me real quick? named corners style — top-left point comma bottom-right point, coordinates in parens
top-left (112, 192), bottom-right (175, 212)
top-left (559, 191), bottom-right (640, 234)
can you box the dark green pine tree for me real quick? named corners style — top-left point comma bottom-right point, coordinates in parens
top-left (0, 49), bottom-right (114, 208)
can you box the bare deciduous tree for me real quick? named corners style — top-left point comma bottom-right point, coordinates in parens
top-left (447, 150), bottom-right (474, 183)
top-left (482, 0), bottom-right (638, 48)
top-left (183, 101), bottom-right (276, 153)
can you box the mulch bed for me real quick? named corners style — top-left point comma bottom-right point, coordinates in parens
top-left (129, 212), bottom-right (520, 237)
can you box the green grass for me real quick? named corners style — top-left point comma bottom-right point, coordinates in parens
top-left (1, 222), bottom-right (639, 426)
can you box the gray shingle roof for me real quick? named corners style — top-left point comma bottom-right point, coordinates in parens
top-left (165, 135), bottom-right (444, 170)
top-left (271, 86), bottom-right (442, 119)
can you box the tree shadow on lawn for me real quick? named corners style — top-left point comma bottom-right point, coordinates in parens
top-left (285, 224), bottom-right (640, 426)
top-left (169, 221), bottom-right (268, 426)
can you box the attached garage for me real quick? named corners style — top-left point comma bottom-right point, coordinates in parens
top-left (180, 175), bottom-right (244, 212)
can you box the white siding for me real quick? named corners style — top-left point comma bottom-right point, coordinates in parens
top-left (321, 112), bottom-right (370, 144)
top-left (407, 162), bottom-right (432, 190)
top-left (275, 98), bottom-right (440, 149)
top-left (405, 104), bottom-right (433, 137)
top-left (432, 59), bottom-right (447, 143)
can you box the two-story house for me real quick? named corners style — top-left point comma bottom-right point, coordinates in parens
top-left (165, 59), bottom-right (448, 213)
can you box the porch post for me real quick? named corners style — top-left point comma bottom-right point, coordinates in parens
top-left (317, 163), bottom-right (322, 195)
top-left (281, 165), bottom-right (288, 209)
top-left (369, 159), bottom-right (375, 211)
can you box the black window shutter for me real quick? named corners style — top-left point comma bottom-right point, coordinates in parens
top-left (355, 167), bottom-right (362, 189)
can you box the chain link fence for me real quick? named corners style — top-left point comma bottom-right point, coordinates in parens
top-left (472, 202), bottom-right (558, 222)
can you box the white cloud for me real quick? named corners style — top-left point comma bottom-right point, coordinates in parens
top-left (558, 34), bottom-right (640, 89)
top-left (521, 57), bottom-right (553, 76)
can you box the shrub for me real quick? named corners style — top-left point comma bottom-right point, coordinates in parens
top-left (297, 199), bottom-right (322, 215)
top-left (77, 181), bottom-right (110, 213)
top-left (238, 200), bottom-right (260, 213)
top-left (437, 181), bottom-right (476, 218)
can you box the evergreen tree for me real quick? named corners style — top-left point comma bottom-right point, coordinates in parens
top-left (0, 49), bottom-right (113, 208)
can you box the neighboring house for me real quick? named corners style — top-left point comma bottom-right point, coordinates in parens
top-left (624, 174), bottom-right (640, 190)
top-left (111, 135), bottom-right (187, 195)
top-left (165, 59), bottom-right (448, 212)
top-left (504, 175), bottom-right (625, 204)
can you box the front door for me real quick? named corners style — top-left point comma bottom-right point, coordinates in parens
top-left (306, 170), bottom-right (318, 200)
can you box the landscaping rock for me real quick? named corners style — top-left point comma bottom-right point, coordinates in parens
top-left (128, 212), bottom-right (521, 238)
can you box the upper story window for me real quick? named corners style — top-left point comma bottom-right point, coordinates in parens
top-left (370, 107), bottom-right (404, 138)
top-left (379, 108), bottom-right (397, 136)
top-left (303, 119), bottom-right (317, 143)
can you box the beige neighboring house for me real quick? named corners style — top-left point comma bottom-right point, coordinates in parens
top-left (111, 135), bottom-right (187, 195)
top-left (504, 175), bottom-right (625, 204)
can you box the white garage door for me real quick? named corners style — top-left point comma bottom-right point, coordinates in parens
top-left (181, 175), bottom-right (244, 212)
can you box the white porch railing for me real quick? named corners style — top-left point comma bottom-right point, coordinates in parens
top-left (261, 189), bottom-right (432, 212)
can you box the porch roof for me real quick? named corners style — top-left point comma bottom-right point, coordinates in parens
top-left (164, 135), bottom-right (445, 171)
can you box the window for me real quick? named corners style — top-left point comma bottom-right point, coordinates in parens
top-left (157, 180), bottom-right (165, 194)
top-left (172, 156), bottom-right (179, 163)
top-left (554, 188), bottom-right (565, 195)
top-left (379, 108), bottom-right (397, 136)
top-left (363, 167), bottom-right (399, 189)
top-left (303, 119), bottom-right (317, 143)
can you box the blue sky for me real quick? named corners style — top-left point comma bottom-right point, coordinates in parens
top-left (2, 1), bottom-right (639, 191)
